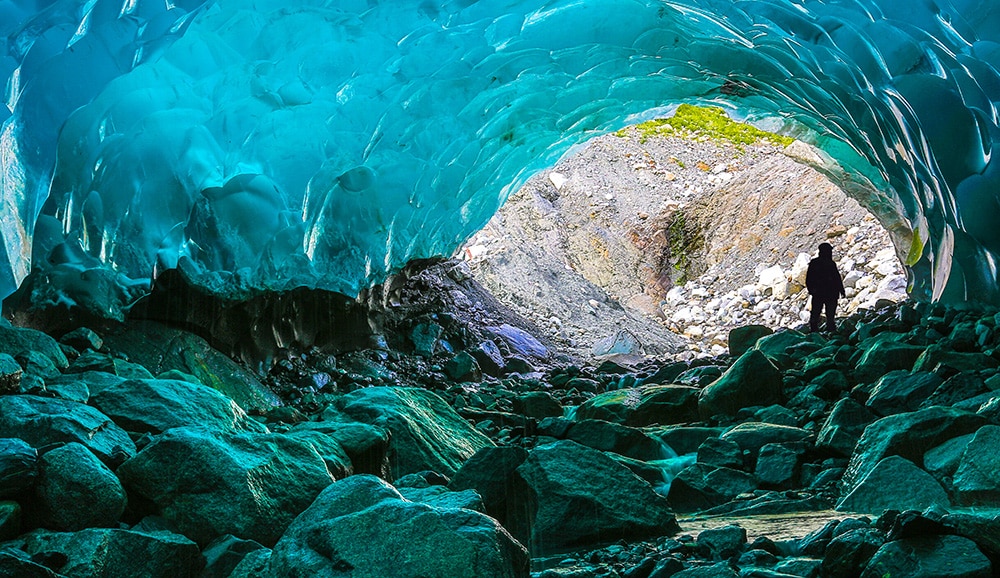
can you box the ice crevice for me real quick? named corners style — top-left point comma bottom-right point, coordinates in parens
top-left (3, 0), bottom-right (1000, 314)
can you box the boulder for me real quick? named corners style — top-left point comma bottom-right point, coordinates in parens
top-left (297, 420), bottom-right (390, 478)
top-left (696, 524), bottom-right (747, 560)
top-left (923, 373), bottom-right (990, 408)
top-left (652, 426), bottom-right (726, 455)
top-left (0, 548), bottom-right (62, 577)
top-left (201, 535), bottom-right (267, 578)
top-left (696, 437), bottom-right (742, 469)
top-left (576, 385), bottom-right (699, 427)
top-left (755, 443), bottom-right (802, 488)
top-left (0, 438), bottom-right (37, 497)
top-left (860, 535), bottom-right (991, 578)
top-left (514, 440), bottom-right (679, 553)
top-left (837, 456), bottom-right (949, 514)
top-left (953, 425), bottom-right (1000, 505)
top-left (820, 528), bottom-right (886, 578)
top-left (912, 346), bottom-right (999, 374)
top-left (396, 485), bottom-right (484, 512)
top-left (101, 321), bottom-right (280, 412)
top-left (565, 419), bottom-right (666, 461)
top-left (817, 398), bottom-right (876, 457)
top-left (0, 395), bottom-right (135, 467)
top-left (720, 422), bottom-right (811, 459)
top-left (90, 378), bottom-right (268, 435)
top-left (0, 501), bottom-right (20, 541)
top-left (13, 528), bottom-right (202, 578)
top-left (335, 387), bottom-right (493, 478)
top-left (0, 326), bottom-right (68, 371)
top-left (0, 354), bottom-right (21, 394)
top-left (266, 475), bottom-right (529, 578)
top-left (512, 391), bottom-right (563, 420)
top-left (752, 329), bottom-right (812, 369)
top-left (853, 340), bottom-right (925, 384)
top-left (445, 351), bottom-right (482, 382)
top-left (667, 464), bottom-right (756, 512)
top-left (865, 371), bottom-right (943, 416)
top-left (698, 350), bottom-right (783, 420)
top-left (728, 325), bottom-right (773, 358)
top-left (36, 443), bottom-right (126, 531)
top-left (450, 446), bottom-right (529, 527)
top-left (117, 427), bottom-right (336, 546)
top-left (841, 406), bottom-right (987, 493)
top-left (672, 562), bottom-right (739, 578)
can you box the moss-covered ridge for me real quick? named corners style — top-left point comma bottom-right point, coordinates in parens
top-left (619, 104), bottom-right (795, 149)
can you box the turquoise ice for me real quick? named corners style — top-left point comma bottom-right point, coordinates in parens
top-left (3, 0), bottom-right (1000, 309)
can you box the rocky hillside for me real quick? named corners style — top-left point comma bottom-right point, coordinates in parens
top-left (464, 118), bottom-right (906, 360)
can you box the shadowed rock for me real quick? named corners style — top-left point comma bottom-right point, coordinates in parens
top-left (837, 456), bottom-right (949, 514)
top-left (698, 350), bottom-right (782, 420)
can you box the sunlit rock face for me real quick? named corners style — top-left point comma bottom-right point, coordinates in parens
top-left (3, 0), bottom-right (1000, 309)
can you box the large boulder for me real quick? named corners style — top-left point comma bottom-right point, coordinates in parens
top-left (0, 396), bottom-right (135, 467)
top-left (720, 422), bottom-right (811, 463)
top-left (0, 326), bottom-right (68, 371)
top-left (853, 340), bottom-right (925, 384)
top-left (90, 378), bottom-right (268, 435)
top-left (817, 398), bottom-right (876, 457)
top-left (565, 419), bottom-right (666, 461)
top-left (841, 406), bottom-right (987, 494)
top-left (266, 475), bottom-right (529, 578)
top-left (820, 528), bottom-right (886, 578)
top-left (0, 438), bottom-right (37, 497)
top-left (514, 440), bottom-right (679, 553)
top-left (576, 385), bottom-right (699, 427)
top-left (865, 371), bottom-right (943, 416)
top-left (294, 421), bottom-right (389, 478)
top-left (36, 443), bottom-right (127, 531)
top-left (117, 427), bottom-right (337, 546)
top-left (698, 350), bottom-right (783, 420)
top-left (953, 425), bottom-right (1000, 506)
top-left (861, 535), bottom-right (991, 578)
top-left (729, 325), bottom-right (773, 357)
top-left (102, 321), bottom-right (280, 412)
top-left (334, 387), bottom-right (493, 478)
top-left (450, 446), bottom-right (529, 528)
top-left (666, 464), bottom-right (756, 512)
top-left (836, 456), bottom-right (949, 514)
top-left (12, 528), bottom-right (202, 578)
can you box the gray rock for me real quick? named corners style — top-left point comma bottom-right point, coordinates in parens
top-left (14, 528), bottom-right (202, 578)
top-left (410, 322), bottom-right (441, 358)
top-left (515, 440), bottom-right (679, 553)
top-left (36, 442), bottom-right (126, 531)
top-left (265, 475), bottom-right (529, 578)
top-left (565, 419), bottom-right (666, 461)
top-left (860, 535), bottom-right (991, 578)
top-left (576, 385), bottom-right (699, 427)
top-left (296, 421), bottom-right (390, 478)
top-left (866, 371), bottom-right (943, 417)
top-left (667, 463), bottom-right (756, 512)
top-left (90, 378), bottom-right (268, 435)
top-left (117, 427), bottom-right (336, 546)
top-left (0, 326), bottom-right (68, 371)
top-left (837, 456), bottom-right (949, 514)
top-left (698, 350), bottom-right (783, 420)
top-left (0, 354), bottom-right (21, 394)
top-left (755, 443), bottom-right (802, 488)
top-left (445, 351), bottom-right (482, 381)
top-left (335, 386), bottom-right (494, 478)
top-left (0, 395), bottom-right (135, 467)
top-left (953, 425), bottom-right (1000, 506)
top-left (59, 327), bottom-right (104, 352)
top-left (471, 340), bottom-right (505, 377)
top-left (841, 406), bottom-right (986, 494)
top-left (0, 438), bottom-right (37, 497)
top-left (696, 524), bottom-right (747, 560)
top-left (696, 437), bottom-right (742, 469)
top-left (817, 398), bottom-right (875, 458)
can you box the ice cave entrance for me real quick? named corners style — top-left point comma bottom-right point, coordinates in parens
top-left (460, 106), bottom-right (907, 359)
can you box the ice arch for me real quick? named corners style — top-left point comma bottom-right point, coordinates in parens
top-left (3, 0), bottom-right (1000, 312)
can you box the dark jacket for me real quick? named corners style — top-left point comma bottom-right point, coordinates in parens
top-left (806, 255), bottom-right (845, 300)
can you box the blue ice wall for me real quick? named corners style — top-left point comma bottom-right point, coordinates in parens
top-left (3, 0), bottom-right (1000, 310)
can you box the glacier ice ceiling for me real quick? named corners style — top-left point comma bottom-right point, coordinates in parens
top-left (3, 0), bottom-right (1000, 311)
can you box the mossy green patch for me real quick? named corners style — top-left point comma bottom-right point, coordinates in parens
top-left (617, 104), bottom-right (794, 149)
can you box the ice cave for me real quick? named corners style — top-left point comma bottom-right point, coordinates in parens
top-left (3, 0), bottom-right (1000, 313)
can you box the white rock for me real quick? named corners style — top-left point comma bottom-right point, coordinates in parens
top-left (548, 172), bottom-right (568, 190)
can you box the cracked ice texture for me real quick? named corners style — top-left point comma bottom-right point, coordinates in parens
top-left (3, 0), bottom-right (1000, 307)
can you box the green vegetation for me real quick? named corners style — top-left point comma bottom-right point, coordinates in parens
top-left (616, 104), bottom-right (795, 149)
top-left (666, 211), bottom-right (703, 285)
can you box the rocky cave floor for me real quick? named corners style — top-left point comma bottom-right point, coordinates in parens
top-left (1, 256), bottom-right (1000, 578)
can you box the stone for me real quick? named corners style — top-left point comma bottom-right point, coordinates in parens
top-left (512, 391), bottom-right (563, 420)
top-left (226, 548), bottom-right (270, 578)
top-left (865, 371), bottom-right (943, 416)
top-left (565, 419), bottom-right (666, 461)
top-left (514, 440), bottom-right (679, 553)
top-left (89, 378), bottom-right (267, 435)
top-left (860, 535), bottom-right (991, 578)
top-left (445, 351), bottom-right (482, 382)
top-left (101, 321), bottom-right (280, 412)
top-left (410, 322), bottom-right (441, 358)
top-left (576, 385), bottom-right (699, 427)
top-left (397, 485), bottom-right (484, 511)
top-left (755, 443), bottom-right (802, 488)
top-left (853, 340), bottom-right (925, 384)
top-left (672, 562), bottom-right (739, 578)
top-left (912, 345), bottom-right (999, 374)
top-left (59, 327), bottom-right (104, 352)
top-left (923, 373), bottom-right (990, 408)
top-left (0, 395), bottom-right (135, 467)
top-left (953, 425), bottom-right (1000, 505)
top-left (14, 528), bottom-right (202, 578)
top-left (296, 421), bottom-right (390, 478)
top-left (449, 446), bottom-right (529, 527)
top-left (720, 422), bottom-right (811, 459)
top-left (0, 438), bottom-right (37, 497)
top-left (0, 326), bottom-right (68, 371)
top-left (820, 528), bottom-right (885, 578)
top-left (0, 548), bottom-right (62, 577)
top-left (265, 475), bottom-right (529, 578)
top-left (487, 324), bottom-right (547, 358)
top-left (923, 433), bottom-right (974, 484)
top-left (697, 437), bottom-right (743, 469)
top-left (698, 350), bottom-right (783, 420)
top-left (0, 501), bottom-right (20, 541)
top-left (0, 354), bottom-right (21, 394)
top-left (201, 535), bottom-right (267, 578)
top-left (667, 464), bottom-right (756, 512)
top-left (729, 325), bottom-right (774, 357)
top-left (837, 456), bottom-right (949, 514)
top-left (841, 406), bottom-right (987, 493)
top-left (817, 398), bottom-right (876, 457)
top-left (117, 426), bottom-right (336, 546)
top-left (652, 426), bottom-right (726, 455)
top-left (754, 404), bottom-right (798, 427)
top-left (36, 442), bottom-right (126, 531)
top-left (752, 330), bottom-right (812, 369)
top-left (697, 524), bottom-right (747, 560)
top-left (334, 386), bottom-right (493, 478)
top-left (470, 340), bottom-right (505, 377)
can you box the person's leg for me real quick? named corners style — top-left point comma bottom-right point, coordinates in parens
top-left (825, 299), bottom-right (838, 332)
top-left (810, 295), bottom-right (822, 332)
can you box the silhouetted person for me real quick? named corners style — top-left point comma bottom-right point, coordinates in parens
top-left (806, 242), bottom-right (845, 333)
